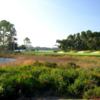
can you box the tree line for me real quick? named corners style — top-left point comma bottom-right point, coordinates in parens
top-left (1, 20), bottom-right (100, 52)
top-left (57, 30), bottom-right (100, 51)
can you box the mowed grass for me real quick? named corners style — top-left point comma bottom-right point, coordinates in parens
top-left (65, 51), bottom-right (100, 56)
top-left (23, 50), bottom-right (100, 56)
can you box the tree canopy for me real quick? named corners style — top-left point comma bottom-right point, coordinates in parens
top-left (24, 37), bottom-right (32, 50)
top-left (0, 20), bottom-right (17, 51)
top-left (56, 30), bottom-right (100, 51)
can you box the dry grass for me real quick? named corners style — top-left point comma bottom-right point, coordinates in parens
top-left (0, 53), bottom-right (100, 68)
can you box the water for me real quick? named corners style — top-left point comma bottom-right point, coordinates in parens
top-left (0, 58), bottom-right (16, 63)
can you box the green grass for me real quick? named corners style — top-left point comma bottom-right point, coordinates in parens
top-left (22, 50), bottom-right (100, 57)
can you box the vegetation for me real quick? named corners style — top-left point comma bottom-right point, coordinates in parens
top-left (57, 30), bottom-right (100, 51)
top-left (0, 20), bottom-right (17, 52)
top-left (0, 62), bottom-right (100, 99)
top-left (24, 37), bottom-right (31, 49)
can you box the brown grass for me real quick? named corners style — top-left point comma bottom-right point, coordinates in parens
top-left (0, 54), bottom-right (100, 68)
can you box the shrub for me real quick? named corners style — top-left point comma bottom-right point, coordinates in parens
top-left (32, 67), bottom-right (50, 78)
top-left (92, 72), bottom-right (100, 86)
top-left (67, 62), bottom-right (80, 69)
top-left (83, 87), bottom-right (100, 99)
top-left (38, 68), bottom-right (68, 96)
top-left (63, 68), bottom-right (78, 85)
top-left (15, 75), bottom-right (39, 97)
top-left (0, 64), bottom-right (99, 99)
top-left (77, 69), bottom-right (97, 90)
top-left (1, 75), bottom-right (20, 99)
top-left (38, 72), bottom-right (55, 95)
top-left (44, 62), bottom-right (57, 68)
top-left (33, 61), bottom-right (44, 66)
top-left (67, 68), bottom-right (98, 98)
top-left (68, 77), bottom-right (86, 98)
top-left (0, 85), bottom-right (4, 97)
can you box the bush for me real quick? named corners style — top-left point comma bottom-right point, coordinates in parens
top-left (33, 61), bottom-right (44, 66)
top-left (44, 62), bottom-right (57, 68)
top-left (63, 68), bottom-right (78, 84)
top-left (15, 74), bottom-right (39, 97)
top-left (38, 72), bottom-right (55, 95)
top-left (92, 72), bottom-right (100, 86)
top-left (67, 62), bottom-right (80, 69)
top-left (68, 77), bottom-right (86, 98)
top-left (0, 85), bottom-right (4, 97)
top-left (50, 69), bottom-right (67, 95)
top-left (1, 75), bottom-right (20, 99)
top-left (83, 87), bottom-right (100, 99)
top-left (0, 64), bottom-right (99, 99)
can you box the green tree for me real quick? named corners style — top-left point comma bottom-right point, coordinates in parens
top-left (19, 45), bottom-right (26, 50)
top-left (56, 30), bottom-right (100, 51)
top-left (0, 20), bottom-right (17, 51)
top-left (24, 37), bottom-right (31, 50)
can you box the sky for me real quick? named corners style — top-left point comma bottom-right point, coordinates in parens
top-left (0, 0), bottom-right (100, 47)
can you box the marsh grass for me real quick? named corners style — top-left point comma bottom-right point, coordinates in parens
top-left (0, 52), bottom-right (100, 68)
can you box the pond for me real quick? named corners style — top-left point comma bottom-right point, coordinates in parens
top-left (0, 58), bottom-right (16, 63)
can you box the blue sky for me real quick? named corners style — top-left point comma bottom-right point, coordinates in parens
top-left (0, 0), bottom-right (100, 47)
